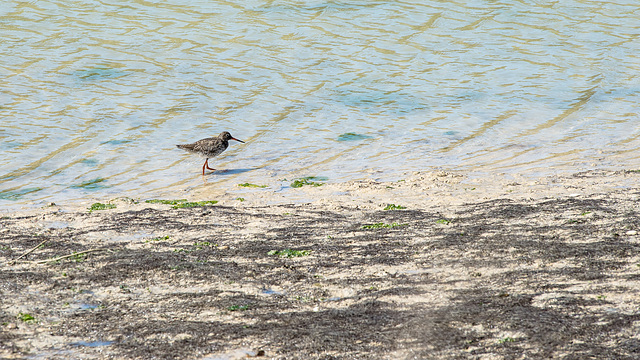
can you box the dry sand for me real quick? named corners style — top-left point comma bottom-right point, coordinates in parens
top-left (2, 169), bottom-right (640, 359)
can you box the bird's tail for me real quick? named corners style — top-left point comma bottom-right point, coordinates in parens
top-left (176, 144), bottom-right (195, 151)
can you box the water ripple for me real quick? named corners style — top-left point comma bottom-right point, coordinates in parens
top-left (1, 0), bottom-right (639, 206)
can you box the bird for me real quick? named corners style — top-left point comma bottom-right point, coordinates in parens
top-left (176, 131), bottom-right (245, 175)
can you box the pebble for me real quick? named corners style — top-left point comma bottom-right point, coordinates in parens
top-left (626, 230), bottom-right (637, 236)
top-left (174, 333), bottom-right (192, 342)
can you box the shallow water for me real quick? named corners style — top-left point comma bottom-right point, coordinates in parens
top-left (1, 0), bottom-right (639, 207)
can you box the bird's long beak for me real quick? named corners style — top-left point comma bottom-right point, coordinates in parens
top-left (231, 137), bottom-right (245, 143)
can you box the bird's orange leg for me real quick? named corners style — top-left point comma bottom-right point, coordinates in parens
top-left (205, 158), bottom-right (216, 171)
top-left (202, 159), bottom-right (216, 175)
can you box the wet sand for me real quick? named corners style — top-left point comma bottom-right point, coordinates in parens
top-left (2, 170), bottom-right (640, 359)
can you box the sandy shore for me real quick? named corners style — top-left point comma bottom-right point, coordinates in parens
top-left (2, 169), bottom-right (640, 359)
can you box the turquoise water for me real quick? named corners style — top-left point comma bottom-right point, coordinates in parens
top-left (1, 1), bottom-right (639, 206)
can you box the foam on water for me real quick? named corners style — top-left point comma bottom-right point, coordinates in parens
top-left (1, 0), bottom-right (639, 207)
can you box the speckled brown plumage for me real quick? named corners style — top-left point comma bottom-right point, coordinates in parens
top-left (177, 131), bottom-right (245, 175)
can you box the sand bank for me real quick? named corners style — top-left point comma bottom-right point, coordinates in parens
top-left (2, 170), bottom-right (640, 359)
